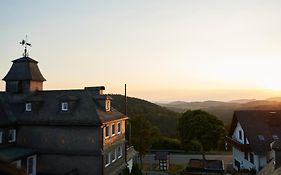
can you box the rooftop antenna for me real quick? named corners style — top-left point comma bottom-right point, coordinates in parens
top-left (20, 35), bottom-right (32, 57)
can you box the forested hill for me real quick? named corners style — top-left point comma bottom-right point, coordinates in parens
top-left (109, 94), bottom-right (181, 137)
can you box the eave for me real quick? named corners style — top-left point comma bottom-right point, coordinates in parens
top-left (226, 136), bottom-right (252, 152)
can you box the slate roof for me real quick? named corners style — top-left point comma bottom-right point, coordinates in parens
top-left (229, 110), bottom-right (281, 155)
top-left (3, 56), bottom-right (46, 81)
top-left (9, 89), bottom-right (126, 126)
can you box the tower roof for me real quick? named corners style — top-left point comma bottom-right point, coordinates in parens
top-left (3, 56), bottom-right (46, 82)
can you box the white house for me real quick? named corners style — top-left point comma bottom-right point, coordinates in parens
top-left (226, 110), bottom-right (280, 172)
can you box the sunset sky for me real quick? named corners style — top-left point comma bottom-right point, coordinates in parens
top-left (1, 0), bottom-right (281, 102)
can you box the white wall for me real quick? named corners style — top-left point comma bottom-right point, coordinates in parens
top-left (232, 122), bottom-right (249, 144)
top-left (259, 155), bottom-right (267, 170)
top-left (232, 122), bottom-right (268, 172)
top-left (233, 147), bottom-right (256, 171)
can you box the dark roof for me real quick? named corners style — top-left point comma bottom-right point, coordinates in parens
top-left (10, 89), bottom-right (126, 125)
top-left (155, 151), bottom-right (169, 160)
top-left (3, 56), bottom-right (46, 81)
top-left (229, 110), bottom-right (281, 154)
top-left (0, 146), bottom-right (36, 162)
top-left (184, 159), bottom-right (224, 173)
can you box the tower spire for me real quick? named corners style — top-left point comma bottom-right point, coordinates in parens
top-left (20, 35), bottom-right (32, 57)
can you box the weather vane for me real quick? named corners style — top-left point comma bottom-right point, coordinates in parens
top-left (20, 35), bottom-right (32, 57)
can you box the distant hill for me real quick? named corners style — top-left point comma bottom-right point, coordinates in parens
top-left (265, 97), bottom-right (281, 102)
top-left (228, 99), bottom-right (256, 104)
top-left (110, 94), bottom-right (281, 136)
top-left (158, 97), bottom-right (281, 126)
top-left (110, 94), bottom-right (180, 137)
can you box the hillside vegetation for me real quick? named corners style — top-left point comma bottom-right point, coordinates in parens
top-left (159, 97), bottom-right (281, 126)
top-left (110, 94), bottom-right (180, 137)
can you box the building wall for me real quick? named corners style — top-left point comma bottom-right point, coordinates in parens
top-left (232, 147), bottom-right (268, 172)
top-left (103, 140), bottom-right (126, 175)
top-left (37, 154), bottom-right (101, 175)
top-left (29, 81), bottom-right (43, 92)
top-left (103, 119), bottom-right (126, 148)
top-left (232, 122), bottom-right (249, 144)
top-left (233, 147), bottom-right (256, 171)
top-left (104, 147), bottom-right (126, 175)
top-left (17, 126), bottom-right (102, 154)
top-left (258, 155), bottom-right (267, 170)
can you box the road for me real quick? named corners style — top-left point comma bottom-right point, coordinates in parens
top-left (143, 153), bottom-right (233, 166)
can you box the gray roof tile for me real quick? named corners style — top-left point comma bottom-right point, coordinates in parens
top-left (3, 56), bottom-right (46, 81)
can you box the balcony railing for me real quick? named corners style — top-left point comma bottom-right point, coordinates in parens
top-left (225, 136), bottom-right (252, 152)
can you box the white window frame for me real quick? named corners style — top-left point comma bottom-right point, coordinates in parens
top-left (112, 149), bottom-right (117, 163)
top-left (25, 103), bottom-right (32, 112)
top-left (117, 146), bottom-right (122, 158)
top-left (8, 129), bottom-right (16, 143)
top-left (105, 126), bottom-right (110, 139)
top-left (0, 131), bottom-right (2, 144)
top-left (105, 100), bottom-right (111, 112)
top-left (105, 153), bottom-right (110, 167)
top-left (111, 124), bottom-right (116, 136)
top-left (61, 102), bottom-right (69, 111)
top-left (27, 155), bottom-right (36, 175)
top-left (117, 122), bottom-right (121, 134)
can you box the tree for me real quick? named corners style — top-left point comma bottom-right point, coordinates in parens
top-left (130, 163), bottom-right (143, 175)
top-left (177, 110), bottom-right (226, 160)
top-left (130, 116), bottom-right (159, 169)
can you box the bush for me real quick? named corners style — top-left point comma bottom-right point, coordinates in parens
top-left (152, 136), bottom-right (181, 150)
top-left (131, 163), bottom-right (143, 175)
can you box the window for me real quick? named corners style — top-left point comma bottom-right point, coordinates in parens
top-left (61, 102), bottom-right (68, 111)
top-left (117, 146), bottom-right (122, 158)
top-left (105, 100), bottom-right (111, 112)
top-left (111, 149), bottom-right (117, 163)
top-left (234, 159), bottom-right (240, 171)
top-left (273, 135), bottom-right (279, 140)
top-left (159, 160), bottom-right (168, 170)
top-left (239, 130), bottom-right (242, 140)
top-left (112, 124), bottom-right (116, 136)
top-left (25, 103), bottom-right (32, 112)
top-left (8, 129), bottom-right (16, 143)
top-left (0, 132), bottom-right (2, 144)
top-left (105, 126), bottom-right (110, 138)
top-left (105, 153), bottom-right (110, 167)
top-left (117, 122), bottom-right (121, 134)
top-left (250, 153), bottom-right (254, 164)
top-left (244, 152), bottom-right (248, 160)
top-left (27, 156), bottom-right (36, 175)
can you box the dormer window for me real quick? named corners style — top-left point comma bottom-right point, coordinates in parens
top-left (61, 102), bottom-right (69, 111)
top-left (25, 103), bottom-right (32, 112)
top-left (105, 100), bottom-right (111, 112)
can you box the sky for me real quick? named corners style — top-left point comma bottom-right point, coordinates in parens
top-left (1, 0), bottom-right (281, 102)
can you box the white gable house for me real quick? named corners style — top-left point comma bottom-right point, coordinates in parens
top-left (226, 111), bottom-right (280, 172)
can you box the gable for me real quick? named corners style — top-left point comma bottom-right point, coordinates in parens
top-left (230, 110), bottom-right (281, 154)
